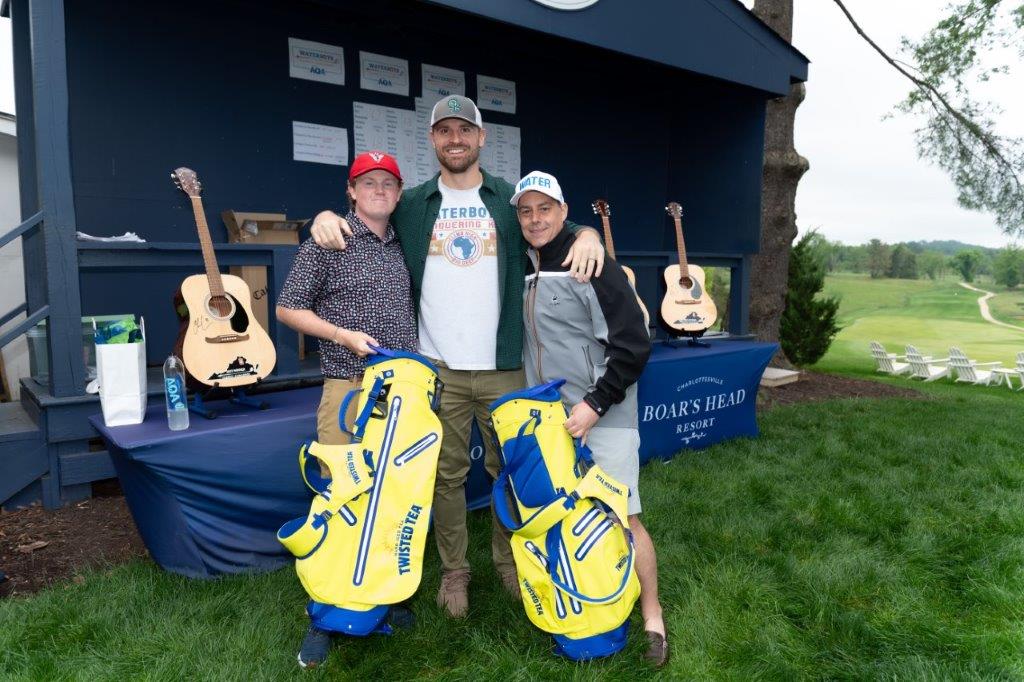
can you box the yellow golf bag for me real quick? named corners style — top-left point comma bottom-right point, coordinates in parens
top-left (278, 348), bottom-right (443, 636)
top-left (490, 380), bottom-right (640, 660)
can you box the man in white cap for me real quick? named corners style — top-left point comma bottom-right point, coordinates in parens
top-left (306, 96), bottom-right (606, 619)
top-left (512, 170), bottom-right (668, 668)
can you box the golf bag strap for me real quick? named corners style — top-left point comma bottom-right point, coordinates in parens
top-left (342, 375), bottom-right (386, 439)
top-left (492, 469), bottom-right (577, 537)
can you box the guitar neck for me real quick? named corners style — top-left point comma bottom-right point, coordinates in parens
top-left (189, 197), bottom-right (225, 297)
top-left (600, 216), bottom-right (616, 259)
top-left (672, 217), bottom-right (690, 276)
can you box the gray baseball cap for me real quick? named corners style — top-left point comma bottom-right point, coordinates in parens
top-left (430, 95), bottom-right (483, 128)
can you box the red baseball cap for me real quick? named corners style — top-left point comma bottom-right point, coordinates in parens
top-left (349, 151), bottom-right (403, 182)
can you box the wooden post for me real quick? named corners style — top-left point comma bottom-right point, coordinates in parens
top-left (11, 0), bottom-right (46, 321)
top-left (30, 0), bottom-right (87, 398)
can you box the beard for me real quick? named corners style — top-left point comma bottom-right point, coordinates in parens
top-left (437, 144), bottom-right (481, 174)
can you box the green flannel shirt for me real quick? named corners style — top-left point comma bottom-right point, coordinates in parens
top-left (391, 169), bottom-right (581, 370)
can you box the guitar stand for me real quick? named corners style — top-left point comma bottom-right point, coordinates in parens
top-left (189, 381), bottom-right (270, 420)
top-left (666, 330), bottom-right (711, 349)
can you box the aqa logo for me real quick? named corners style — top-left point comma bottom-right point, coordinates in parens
top-left (531, 0), bottom-right (600, 9)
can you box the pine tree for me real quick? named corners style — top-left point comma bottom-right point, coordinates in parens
top-left (780, 232), bottom-right (842, 366)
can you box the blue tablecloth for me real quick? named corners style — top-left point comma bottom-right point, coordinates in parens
top-left (636, 339), bottom-right (777, 462)
top-left (93, 339), bottom-right (774, 578)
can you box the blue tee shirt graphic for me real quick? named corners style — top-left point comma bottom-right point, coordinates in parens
top-left (452, 236), bottom-right (476, 261)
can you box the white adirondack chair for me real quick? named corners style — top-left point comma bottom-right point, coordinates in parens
top-left (869, 341), bottom-right (909, 375)
top-left (991, 351), bottom-right (1024, 390)
top-left (905, 345), bottom-right (950, 382)
top-left (947, 355), bottom-right (1001, 386)
top-left (949, 346), bottom-right (1005, 385)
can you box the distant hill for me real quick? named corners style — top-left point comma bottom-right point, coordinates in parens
top-left (903, 240), bottom-right (997, 256)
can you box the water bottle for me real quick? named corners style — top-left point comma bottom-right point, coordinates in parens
top-left (163, 355), bottom-right (190, 431)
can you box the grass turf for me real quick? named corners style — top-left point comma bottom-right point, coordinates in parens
top-left (818, 272), bottom-right (1024, 373)
top-left (2, 380), bottom-right (1023, 679)
top-left (3, 273), bottom-right (1024, 679)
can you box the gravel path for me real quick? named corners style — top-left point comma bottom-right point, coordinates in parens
top-left (958, 282), bottom-right (1024, 333)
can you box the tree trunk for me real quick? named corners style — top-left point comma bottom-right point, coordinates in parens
top-left (750, 0), bottom-right (809, 367)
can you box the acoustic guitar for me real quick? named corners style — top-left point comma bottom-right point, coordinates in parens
top-left (591, 199), bottom-right (650, 328)
top-left (660, 201), bottom-right (717, 334)
top-left (171, 167), bottom-right (276, 387)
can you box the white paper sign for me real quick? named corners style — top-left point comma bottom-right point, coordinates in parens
top-left (477, 75), bottom-right (517, 114)
top-left (288, 38), bottom-right (345, 86)
top-left (414, 97), bottom-right (442, 186)
top-left (360, 51), bottom-right (410, 96)
top-left (421, 64), bottom-right (465, 99)
top-left (293, 121), bottom-right (349, 166)
top-left (479, 123), bottom-right (522, 185)
top-left (352, 102), bottom-right (417, 179)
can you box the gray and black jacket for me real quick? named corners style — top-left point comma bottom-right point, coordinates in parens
top-left (523, 225), bottom-right (652, 428)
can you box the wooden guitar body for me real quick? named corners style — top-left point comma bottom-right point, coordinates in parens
top-left (660, 201), bottom-right (718, 335)
top-left (179, 274), bottom-right (276, 387)
top-left (660, 264), bottom-right (718, 332)
top-left (171, 167), bottom-right (277, 388)
top-left (619, 265), bottom-right (650, 327)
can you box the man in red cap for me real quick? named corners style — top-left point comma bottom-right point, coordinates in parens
top-left (276, 151), bottom-right (418, 668)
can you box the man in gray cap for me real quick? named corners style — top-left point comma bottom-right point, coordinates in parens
top-left (308, 95), bottom-right (606, 619)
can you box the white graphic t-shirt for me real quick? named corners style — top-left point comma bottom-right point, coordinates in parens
top-left (418, 180), bottom-right (500, 369)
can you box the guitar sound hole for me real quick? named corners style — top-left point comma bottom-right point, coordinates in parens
top-left (679, 277), bottom-right (693, 289)
top-left (209, 295), bottom-right (232, 317)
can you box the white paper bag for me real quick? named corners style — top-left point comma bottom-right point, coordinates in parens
top-left (94, 317), bottom-right (148, 427)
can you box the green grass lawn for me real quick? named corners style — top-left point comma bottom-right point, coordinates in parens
top-left (2, 380), bottom-right (1022, 679)
top-left (4, 274), bottom-right (1024, 679)
top-left (816, 272), bottom-right (1024, 373)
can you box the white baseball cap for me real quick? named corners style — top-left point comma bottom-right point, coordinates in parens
top-left (510, 171), bottom-right (565, 206)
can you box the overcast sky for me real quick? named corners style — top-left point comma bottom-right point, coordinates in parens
top-left (2, 5), bottom-right (1022, 247)
top-left (787, 0), bottom-right (1024, 248)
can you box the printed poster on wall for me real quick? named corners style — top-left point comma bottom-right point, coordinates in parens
top-left (478, 123), bottom-right (521, 186)
top-left (352, 102), bottom-right (416, 178)
top-left (288, 38), bottom-right (345, 86)
top-left (360, 51), bottom-right (410, 96)
top-left (476, 75), bottom-right (516, 114)
top-left (292, 121), bottom-right (349, 166)
top-left (421, 64), bottom-right (465, 100)
top-left (414, 97), bottom-right (442, 187)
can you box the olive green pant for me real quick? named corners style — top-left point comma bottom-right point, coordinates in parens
top-left (431, 360), bottom-right (522, 574)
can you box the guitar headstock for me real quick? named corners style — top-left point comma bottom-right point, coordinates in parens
top-left (665, 202), bottom-right (683, 219)
top-left (171, 167), bottom-right (202, 198)
top-left (592, 199), bottom-right (611, 218)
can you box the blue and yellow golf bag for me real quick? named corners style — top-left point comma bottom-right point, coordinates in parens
top-left (490, 380), bottom-right (641, 660)
top-left (278, 348), bottom-right (443, 636)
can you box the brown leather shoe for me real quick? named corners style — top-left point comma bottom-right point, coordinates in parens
top-left (498, 567), bottom-right (520, 599)
top-left (644, 630), bottom-right (669, 668)
top-left (436, 568), bottom-right (470, 618)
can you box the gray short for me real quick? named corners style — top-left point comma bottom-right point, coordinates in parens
top-left (584, 426), bottom-right (642, 516)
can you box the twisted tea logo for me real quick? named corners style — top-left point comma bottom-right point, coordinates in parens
top-left (447, 98), bottom-right (461, 113)
top-left (531, 0), bottom-right (600, 9)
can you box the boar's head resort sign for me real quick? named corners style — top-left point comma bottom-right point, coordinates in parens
top-left (635, 341), bottom-right (777, 464)
top-left (531, 0), bottom-right (601, 9)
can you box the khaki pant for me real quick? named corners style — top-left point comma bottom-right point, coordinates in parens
top-left (432, 360), bottom-right (523, 573)
top-left (317, 377), bottom-right (363, 445)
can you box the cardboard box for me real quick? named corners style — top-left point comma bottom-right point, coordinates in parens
top-left (222, 211), bottom-right (308, 358)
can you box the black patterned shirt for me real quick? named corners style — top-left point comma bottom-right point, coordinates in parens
top-left (277, 211), bottom-right (417, 378)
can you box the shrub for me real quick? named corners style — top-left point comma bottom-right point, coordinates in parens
top-left (781, 232), bottom-right (842, 366)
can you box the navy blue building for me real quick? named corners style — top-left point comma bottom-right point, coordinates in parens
top-left (0, 0), bottom-right (807, 508)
